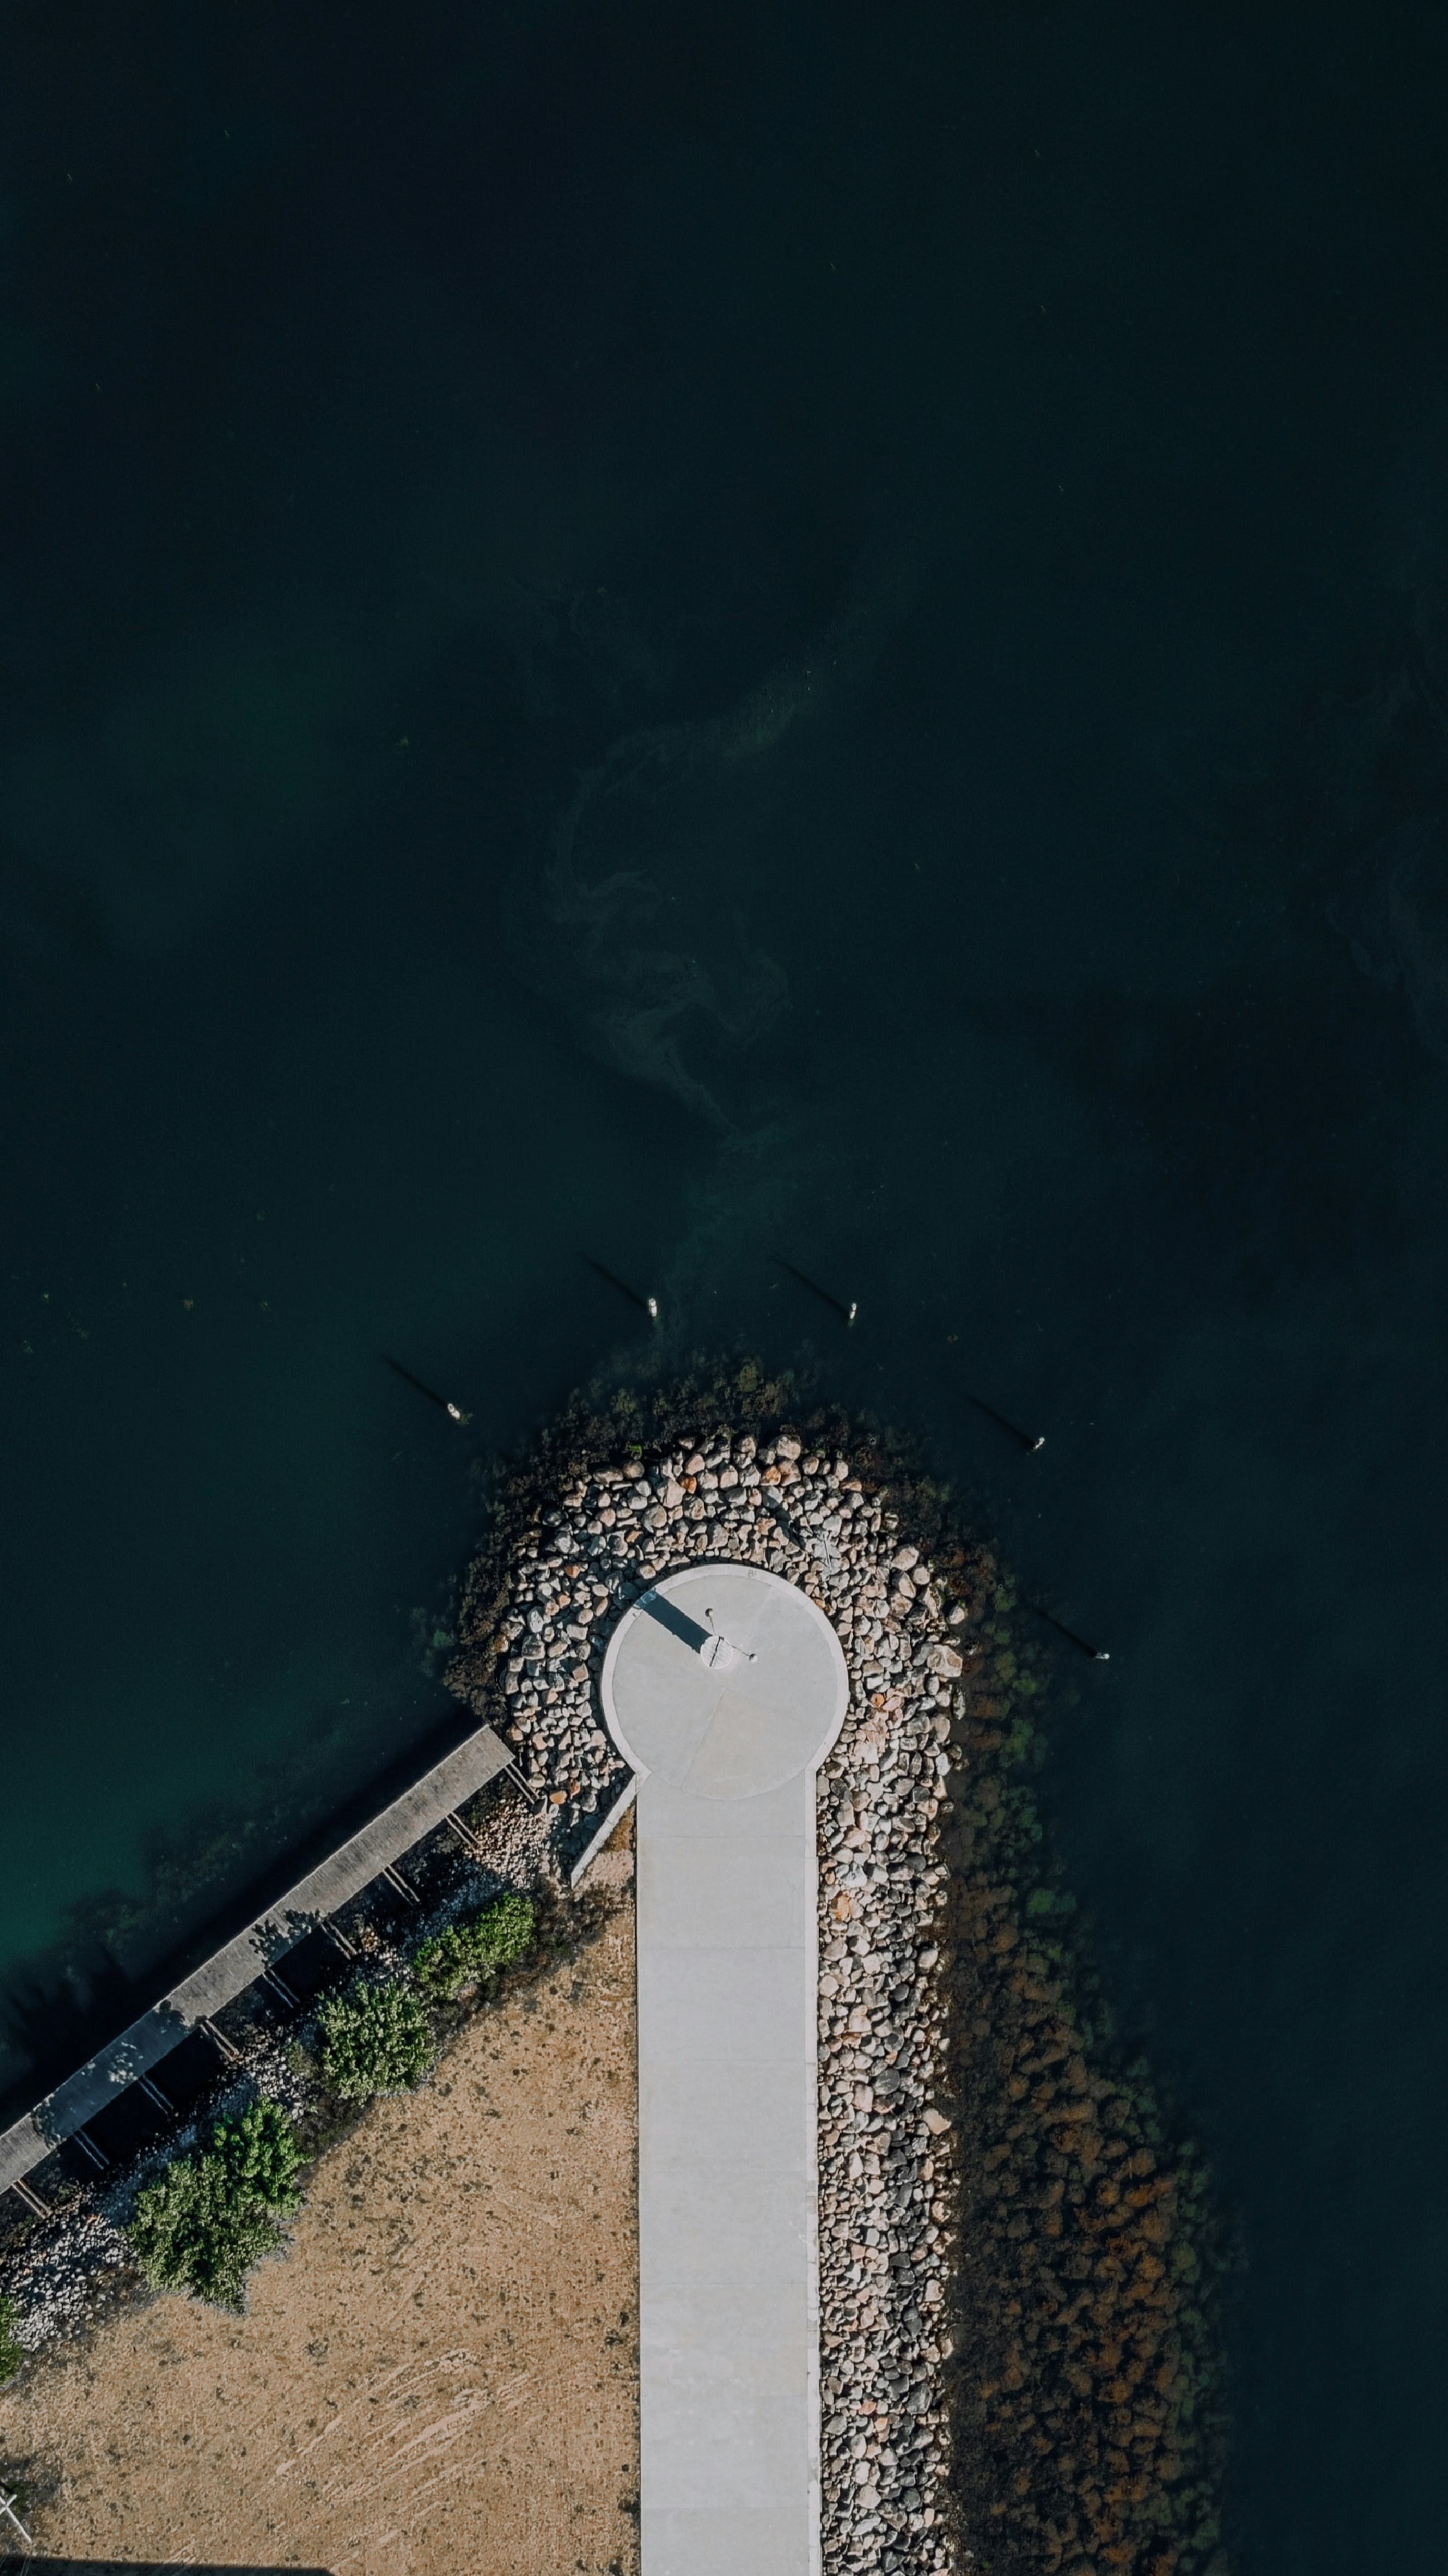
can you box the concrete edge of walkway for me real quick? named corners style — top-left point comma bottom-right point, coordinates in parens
top-left (570, 1775), bottom-right (640, 1887)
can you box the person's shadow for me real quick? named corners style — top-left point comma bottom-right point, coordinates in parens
top-left (638, 1591), bottom-right (712, 1654)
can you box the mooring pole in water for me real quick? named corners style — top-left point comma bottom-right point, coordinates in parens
top-left (586, 1258), bottom-right (659, 1322)
top-left (967, 1392), bottom-right (1046, 1453)
top-left (778, 1258), bottom-right (857, 1325)
top-left (383, 1355), bottom-right (472, 1424)
top-left (1028, 1602), bottom-right (1111, 1662)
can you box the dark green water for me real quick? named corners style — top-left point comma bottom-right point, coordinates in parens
top-left (5, 3), bottom-right (1448, 2564)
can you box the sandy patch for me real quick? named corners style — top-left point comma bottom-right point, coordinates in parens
top-left (0, 1874), bottom-right (638, 2576)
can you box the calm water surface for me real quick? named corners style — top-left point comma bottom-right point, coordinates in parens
top-left (4, 6), bottom-right (1448, 2567)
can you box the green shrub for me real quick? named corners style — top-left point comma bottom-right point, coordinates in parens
top-left (318, 1975), bottom-right (432, 2097)
top-left (211, 2097), bottom-right (304, 2211)
top-left (0, 2292), bottom-right (22, 2383)
top-left (127, 2100), bottom-right (303, 2308)
top-left (414, 1892), bottom-right (536, 2002)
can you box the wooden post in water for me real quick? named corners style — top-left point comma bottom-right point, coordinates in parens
top-left (587, 1257), bottom-right (660, 1322)
top-left (967, 1392), bottom-right (1046, 1453)
top-left (778, 1258), bottom-right (858, 1325)
top-left (1028, 1601), bottom-right (1110, 1662)
top-left (383, 1355), bottom-right (472, 1423)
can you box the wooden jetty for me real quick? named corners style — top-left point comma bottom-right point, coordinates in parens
top-left (0, 1722), bottom-right (512, 2203)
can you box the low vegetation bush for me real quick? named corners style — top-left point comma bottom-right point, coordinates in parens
top-left (0, 2291), bottom-right (22, 2382)
top-left (127, 2100), bottom-right (303, 2308)
top-left (318, 1974), bottom-right (432, 2097)
top-left (210, 2095), bottom-right (305, 2207)
top-left (414, 1891), bottom-right (536, 2002)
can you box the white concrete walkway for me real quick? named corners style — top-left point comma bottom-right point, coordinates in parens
top-left (601, 1562), bottom-right (849, 2576)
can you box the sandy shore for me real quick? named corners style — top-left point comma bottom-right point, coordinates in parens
top-left (0, 1853), bottom-right (638, 2576)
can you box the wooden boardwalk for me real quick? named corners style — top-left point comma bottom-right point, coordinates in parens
top-left (0, 1722), bottom-right (512, 2200)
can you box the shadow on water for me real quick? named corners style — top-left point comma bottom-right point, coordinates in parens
top-left (381, 1353), bottom-right (470, 1422)
top-left (776, 1258), bottom-right (856, 1326)
top-left (585, 1255), bottom-right (658, 1318)
top-left (0, 1953), bottom-right (137, 2114)
top-left (965, 1391), bottom-right (1046, 1454)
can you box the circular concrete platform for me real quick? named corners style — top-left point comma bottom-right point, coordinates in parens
top-left (601, 1560), bottom-right (849, 1802)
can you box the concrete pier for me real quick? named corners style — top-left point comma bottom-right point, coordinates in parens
top-left (601, 1562), bottom-right (848, 2576)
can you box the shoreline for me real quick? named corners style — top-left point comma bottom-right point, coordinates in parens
top-left (0, 1857), bottom-right (640, 2573)
top-left (441, 1360), bottom-right (1229, 2576)
top-left (1, 1359), bottom-right (1230, 2576)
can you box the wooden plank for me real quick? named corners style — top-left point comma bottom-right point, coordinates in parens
top-left (0, 1723), bottom-right (511, 2195)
